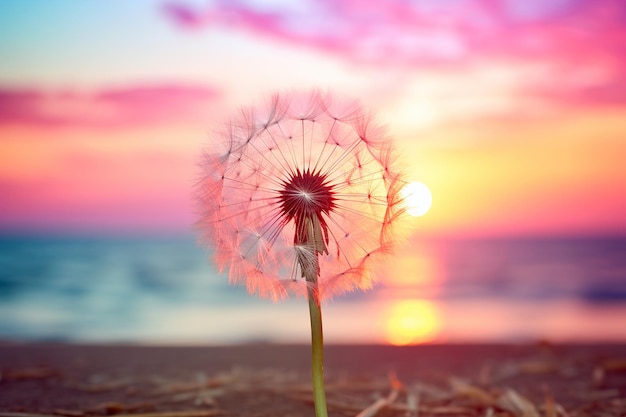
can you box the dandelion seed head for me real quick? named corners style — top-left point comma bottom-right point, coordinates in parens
top-left (196, 91), bottom-right (405, 301)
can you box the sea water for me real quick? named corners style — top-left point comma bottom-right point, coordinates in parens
top-left (1, 234), bottom-right (625, 344)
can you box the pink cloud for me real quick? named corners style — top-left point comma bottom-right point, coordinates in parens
top-left (0, 84), bottom-right (220, 129)
top-left (0, 148), bottom-right (197, 234)
top-left (163, 0), bottom-right (626, 105)
top-left (162, 0), bottom-right (623, 63)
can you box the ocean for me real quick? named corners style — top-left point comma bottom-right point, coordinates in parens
top-left (1, 234), bottom-right (625, 344)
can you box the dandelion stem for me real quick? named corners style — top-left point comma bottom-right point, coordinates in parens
top-left (307, 279), bottom-right (329, 417)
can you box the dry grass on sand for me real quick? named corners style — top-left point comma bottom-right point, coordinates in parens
top-left (0, 343), bottom-right (625, 417)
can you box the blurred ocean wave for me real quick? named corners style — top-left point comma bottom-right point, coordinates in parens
top-left (0, 234), bottom-right (625, 344)
top-left (436, 237), bottom-right (626, 302)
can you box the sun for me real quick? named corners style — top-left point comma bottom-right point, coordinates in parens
top-left (401, 181), bottom-right (433, 217)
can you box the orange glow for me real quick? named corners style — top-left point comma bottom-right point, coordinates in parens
top-left (394, 108), bottom-right (626, 238)
top-left (384, 242), bottom-right (443, 297)
top-left (387, 253), bottom-right (439, 288)
top-left (384, 299), bottom-right (440, 345)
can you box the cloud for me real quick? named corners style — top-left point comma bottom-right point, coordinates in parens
top-left (163, 0), bottom-right (626, 105)
top-left (0, 84), bottom-right (220, 129)
top-left (162, 0), bottom-right (623, 63)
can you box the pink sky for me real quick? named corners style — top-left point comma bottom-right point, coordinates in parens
top-left (1, 0), bottom-right (625, 237)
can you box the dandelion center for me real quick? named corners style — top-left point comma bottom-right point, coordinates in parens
top-left (280, 170), bottom-right (335, 219)
top-left (279, 170), bottom-right (335, 256)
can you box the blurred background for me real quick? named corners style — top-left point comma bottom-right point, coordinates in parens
top-left (1, 0), bottom-right (625, 345)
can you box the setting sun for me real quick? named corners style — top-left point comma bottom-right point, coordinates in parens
top-left (401, 182), bottom-right (433, 217)
top-left (384, 299), bottom-right (440, 345)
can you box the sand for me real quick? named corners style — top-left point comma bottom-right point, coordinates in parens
top-left (1, 343), bottom-right (625, 416)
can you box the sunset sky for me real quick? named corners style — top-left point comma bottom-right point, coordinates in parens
top-left (1, 0), bottom-right (625, 238)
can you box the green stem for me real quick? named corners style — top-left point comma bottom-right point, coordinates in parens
top-left (307, 282), bottom-right (328, 417)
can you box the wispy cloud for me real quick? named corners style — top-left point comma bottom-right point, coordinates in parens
top-left (163, 0), bottom-right (626, 106)
top-left (0, 84), bottom-right (220, 129)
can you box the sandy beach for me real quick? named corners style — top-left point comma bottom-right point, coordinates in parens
top-left (1, 343), bottom-right (625, 416)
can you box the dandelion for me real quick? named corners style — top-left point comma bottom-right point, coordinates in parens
top-left (196, 91), bottom-right (405, 417)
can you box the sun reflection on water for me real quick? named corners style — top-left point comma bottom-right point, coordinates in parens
top-left (378, 241), bottom-right (444, 345)
top-left (384, 299), bottom-right (440, 345)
